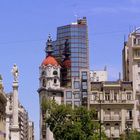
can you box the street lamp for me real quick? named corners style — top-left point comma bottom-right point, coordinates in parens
top-left (89, 93), bottom-right (102, 140)
top-left (125, 122), bottom-right (130, 139)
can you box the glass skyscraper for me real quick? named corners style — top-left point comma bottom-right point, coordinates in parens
top-left (53, 17), bottom-right (89, 87)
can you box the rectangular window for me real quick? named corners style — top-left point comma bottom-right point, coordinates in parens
top-left (82, 92), bottom-right (87, 97)
top-left (138, 39), bottom-right (140, 45)
top-left (82, 82), bottom-right (87, 89)
top-left (127, 92), bottom-right (131, 100)
top-left (74, 101), bottom-right (80, 107)
top-left (66, 101), bottom-right (72, 105)
top-left (82, 72), bottom-right (87, 80)
top-left (105, 93), bottom-right (110, 101)
top-left (74, 92), bottom-right (80, 99)
top-left (66, 91), bottom-right (72, 99)
top-left (74, 81), bottom-right (80, 89)
top-left (114, 93), bottom-right (117, 101)
top-left (138, 72), bottom-right (140, 79)
top-left (138, 62), bottom-right (140, 67)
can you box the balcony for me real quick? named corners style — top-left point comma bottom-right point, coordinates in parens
top-left (90, 100), bottom-right (134, 105)
top-left (104, 116), bottom-right (121, 121)
top-left (136, 90), bottom-right (140, 95)
top-left (126, 116), bottom-right (133, 121)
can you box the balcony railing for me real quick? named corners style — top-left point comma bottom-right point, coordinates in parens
top-left (104, 116), bottom-right (121, 121)
top-left (126, 116), bottom-right (133, 121)
top-left (90, 100), bottom-right (134, 104)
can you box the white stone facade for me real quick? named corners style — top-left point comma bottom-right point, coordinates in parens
top-left (90, 70), bottom-right (108, 82)
top-left (122, 28), bottom-right (140, 131)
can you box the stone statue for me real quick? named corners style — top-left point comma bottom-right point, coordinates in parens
top-left (11, 64), bottom-right (19, 81)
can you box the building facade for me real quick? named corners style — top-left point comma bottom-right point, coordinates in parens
top-left (6, 93), bottom-right (33, 140)
top-left (38, 35), bottom-right (64, 140)
top-left (90, 68), bottom-right (108, 82)
top-left (28, 121), bottom-right (34, 140)
top-left (122, 28), bottom-right (140, 130)
top-left (53, 17), bottom-right (89, 88)
top-left (0, 75), bottom-right (7, 140)
top-left (90, 81), bottom-right (135, 138)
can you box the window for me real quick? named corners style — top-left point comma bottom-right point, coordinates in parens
top-left (74, 101), bottom-right (80, 107)
top-left (136, 50), bottom-right (140, 57)
top-left (42, 71), bottom-right (46, 76)
top-left (66, 101), bottom-right (72, 105)
top-left (138, 84), bottom-right (140, 91)
top-left (54, 79), bottom-right (57, 84)
top-left (74, 81), bottom-right (80, 89)
top-left (127, 92), bottom-right (131, 100)
top-left (82, 92), bottom-right (87, 97)
top-left (53, 71), bottom-right (58, 75)
top-left (66, 91), bottom-right (72, 99)
top-left (42, 79), bottom-right (46, 87)
top-left (138, 72), bottom-right (140, 79)
top-left (74, 92), bottom-right (80, 99)
top-left (138, 62), bottom-right (140, 67)
top-left (114, 93), bottom-right (117, 101)
top-left (138, 39), bottom-right (140, 45)
top-left (82, 72), bottom-right (87, 80)
top-left (105, 93), bottom-right (110, 101)
top-left (82, 82), bottom-right (87, 89)
top-left (134, 38), bottom-right (136, 45)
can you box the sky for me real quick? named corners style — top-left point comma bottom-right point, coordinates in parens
top-left (0, 0), bottom-right (140, 139)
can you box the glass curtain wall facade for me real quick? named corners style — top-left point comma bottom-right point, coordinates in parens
top-left (53, 17), bottom-right (89, 87)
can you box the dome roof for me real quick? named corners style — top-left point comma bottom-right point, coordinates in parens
top-left (42, 56), bottom-right (59, 66)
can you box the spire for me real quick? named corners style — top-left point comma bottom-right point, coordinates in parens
top-left (45, 34), bottom-right (53, 56)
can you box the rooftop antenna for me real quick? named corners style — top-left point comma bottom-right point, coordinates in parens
top-left (104, 65), bottom-right (107, 71)
top-left (119, 72), bottom-right (121, 81)
top-left (129, 25), bottom-right (132, 33)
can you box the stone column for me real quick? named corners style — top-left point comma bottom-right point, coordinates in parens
top-left (10, 81), bottom-right (20, 140)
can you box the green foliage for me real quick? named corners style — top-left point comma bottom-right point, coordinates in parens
top-left (43, 99), bottom-right (107, 140)
top-left (119, 129), bottom-right (140, 140)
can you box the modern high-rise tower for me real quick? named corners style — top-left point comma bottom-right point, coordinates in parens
top-left (53, 17), bottom-right (89, 87)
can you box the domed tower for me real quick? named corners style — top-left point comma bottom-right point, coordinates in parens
top-left (40, 35), bottom-right (61, 89)
top-left (38, 35), bottom-right (63, 140)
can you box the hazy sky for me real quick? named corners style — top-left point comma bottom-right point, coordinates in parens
top-left (0, 0), bottom-right (140, 139)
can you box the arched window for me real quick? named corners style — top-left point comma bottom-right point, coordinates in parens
top-left (53, 71), bottom-right (58, 75)
top-left (54, 79), bottom-right (57, 84)
top-left (42, 71), bottom-right (46, 76)
top-left (42, 79), bottom-right (46, 87)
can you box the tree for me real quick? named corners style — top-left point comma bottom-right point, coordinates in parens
top-left (42, 99), bottom-right (107, 140)
top-left (119, 129), bottom-right (140, 140)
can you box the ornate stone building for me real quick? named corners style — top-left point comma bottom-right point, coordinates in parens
top-left (0, 75), bottom-right (7, 140)
top-left (38, 35), bottom-right (63, 140)
top-left (89, 81), bottom-right (134, 139)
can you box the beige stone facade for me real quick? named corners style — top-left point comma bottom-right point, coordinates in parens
top-left (6, 93), bottom-right (34, 140)
top-left (89, 81), bottom-right (134, 139)
top-left (122, 28), bottom-right (140, 130)
top-left (0, 77), bottom-right (7, 140)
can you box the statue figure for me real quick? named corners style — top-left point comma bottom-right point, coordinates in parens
top-left (11, 64), bottom-right (19, 81)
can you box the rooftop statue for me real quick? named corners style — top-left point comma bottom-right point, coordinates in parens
top-left (11, 64), bottom-right (19, 82)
